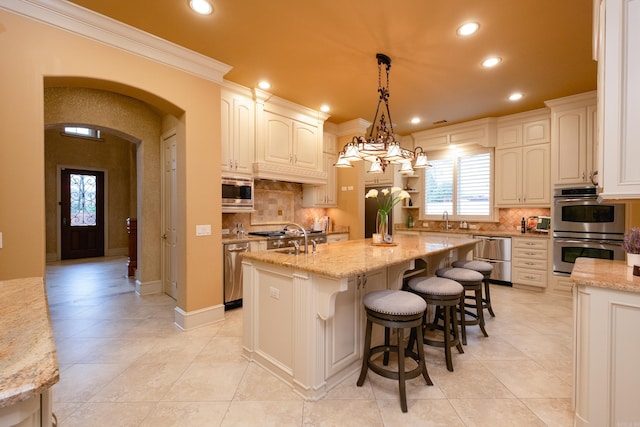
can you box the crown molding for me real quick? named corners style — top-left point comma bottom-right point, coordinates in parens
top-left (0, 0), bottom-right (232, 83)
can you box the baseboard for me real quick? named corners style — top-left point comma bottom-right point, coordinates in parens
top-left (174, 304), bottom-right (225, 330)
top-left (135, 279), bottom-right (162, 295)
top-left (107, 247), bottom-right (128, 257)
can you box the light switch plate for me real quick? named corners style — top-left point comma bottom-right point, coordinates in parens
top-left (196, 224), bottom-right (211, 236)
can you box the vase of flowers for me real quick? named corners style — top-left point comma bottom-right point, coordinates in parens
top-left (365, 187), bottom-right (411, 243)
top-left (622, 228), bottom-right (640, 267)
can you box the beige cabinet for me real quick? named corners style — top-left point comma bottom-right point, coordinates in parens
top-left (596, 0), bottom-right (640, 199)
top-left (253, 91), bottom-right (328, 184)
top-left (220, 86), bottom-right (254, 175)
top-left (263, 111), bottom-right (320, 170)
top-left (511, 237), bottom-right (548, 288)
top-left (496, 110), bottom-right (550, 149)
top-left (574, 282), bottom-right (640, 425)
top-left (326, 233), bottom-right (349, 243)
top-left (363, 162), bottom-right (395, 185)
top-left (303, 133), bottom-right (338, 207)
top-left (411, 118), bottom-right (496, 151)
top-left (546, 92), bottom-right (598, 186)
top-left (495, 144), bottom-right (550, 207)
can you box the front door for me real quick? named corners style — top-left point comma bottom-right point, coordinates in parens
top-left (61, 168), bottom-right (105, 259)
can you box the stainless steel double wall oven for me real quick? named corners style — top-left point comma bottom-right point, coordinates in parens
top-left (552, 186), bottom-right (626, 276)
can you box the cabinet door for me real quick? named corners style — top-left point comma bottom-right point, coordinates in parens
top-left (220, 94), bottom-right (234, 172)
top-left (233, 95), bottom-right (255, 175)
top-left (325, 276), bottom-right (360, 379)
top-left (523, 119), bottom-right (550, 146)
top-left (496, 125), bottom-right (522, 149)
top-left (553, 106), bottom-right (588, 185)
top-left (495, 148), bottom-right (522, 206)
top-left (292, 120), bottom-right (319, 169)
top-left (522, 144), bottom-right (550, 205)
top-left (264, 112), bottom-right (293, 165)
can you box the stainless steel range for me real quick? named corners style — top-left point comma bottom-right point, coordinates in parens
top-left (248, 229), bottom-right (327, 250)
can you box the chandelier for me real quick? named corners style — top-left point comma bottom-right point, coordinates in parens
top-left (334, 53), bottom-right (431, 175)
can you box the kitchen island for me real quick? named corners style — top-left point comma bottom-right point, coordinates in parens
top-left (241, 234), bottom-right (477, 400)
top-left (570, 258), bottom-right (640, 427)
top-left (0, 277), bottom-right (58, 427)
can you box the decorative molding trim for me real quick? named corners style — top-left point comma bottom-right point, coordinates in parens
top-left (135, 279), bottom-right (162, 295)
top-left (174, 305), bottom-right (225, 330)
top-left (0, 0), bottom-right (232, 82)
top-left (253, 162), bottom-right (327, 185)
top-left (336, 119), bottom-right (371, 137)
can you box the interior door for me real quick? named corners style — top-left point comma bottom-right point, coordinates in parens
top-left (61, 168), bottom-right (105, 259)
top-left (162, 132), bottom-right (178, 299)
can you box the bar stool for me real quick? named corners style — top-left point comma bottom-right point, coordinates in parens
top-left (452, 260), bottom-right (495, 317)
top-left (435, 267), bottom-right (488, 345)
top-left (357, 289), bottom-right (432, 412)
top-left (406, 276), bottom-right (464, 372)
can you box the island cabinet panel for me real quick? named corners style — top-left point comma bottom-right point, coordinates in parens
top-left (574, 284), bottom-right (640, 426)
top-left (324, 269), bottom-right (386, 381)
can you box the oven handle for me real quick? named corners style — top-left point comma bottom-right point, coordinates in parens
top-left (554, 238), bottom-right (622, 246)
top-left (554, 198), bottom-right (597, 203)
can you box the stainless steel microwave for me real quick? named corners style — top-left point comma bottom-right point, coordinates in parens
top-left (222, 176), bottom-right (254, 212)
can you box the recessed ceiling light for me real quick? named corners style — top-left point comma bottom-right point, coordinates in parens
top-left (320, 105), bottom-right (330, 113)
top-left (457, 22), bottom-right (479, 36)
top-left (509, 92), bottom-right (524, 101)
top-left (481, 56), bottom-right (502, 68)
top-left (410, 117), bottom-right (421, 124)
top-left (258, 81), bottom-right (271, 90)
top-left (189, 0), bottom-right (213, 15)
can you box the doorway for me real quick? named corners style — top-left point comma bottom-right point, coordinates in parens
top-left (60, 168), bottom-right (105, 259)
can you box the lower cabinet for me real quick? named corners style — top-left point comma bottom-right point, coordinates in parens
top-left (0, 389), bottom-right (54, 427)
top-left (511, 237), bottom-right (549, 288)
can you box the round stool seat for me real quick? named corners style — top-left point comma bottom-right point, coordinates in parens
top-left (407, 276), bottom-right (463, 296)
top-left (357, 290), bottom-right (431, 412)
top-left (435, 267), bottom-right (488, 344)
top-left (406, 276), bottom-right (464, 371)
top-left (435, 267), bottom-right (484, 284)
top-left (363, 289), bottom-right (426, 316)
top-left (452, 260), bottom-right (496, 318)
top-left (451, 260), bottom-right (493, 275)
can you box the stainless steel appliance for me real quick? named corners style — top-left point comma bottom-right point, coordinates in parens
top-left (552, 186), bottom-right (626, 275)
top-left (473, 235), bottom-right (512, 284)
top-left (222, 176), bottom-right (254, 212)
top-left (248, 229), bottom-right (327, 250)
top-left (223, 241), bottom-right (250, 310)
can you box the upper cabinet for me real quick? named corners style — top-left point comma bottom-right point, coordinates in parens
top-left (595, 0), bottom-right (640, 199)
top-left (303, 130), bottom-right (338, 207)
top-left (220, 85), bottom-right (255, 176)
top-left (254, 90), bottom-right (329, 184)
top-left (412, 118), bottom-right (497, 151)
top-left (495, 110), bottom-right (551, 207)
top-left (545, 92), bottom-right (598, 187)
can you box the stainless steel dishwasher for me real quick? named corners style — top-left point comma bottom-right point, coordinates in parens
top-left (223, 241), bottom-right (250, 310)
top-left (473, 235), bottom-right (512, 285)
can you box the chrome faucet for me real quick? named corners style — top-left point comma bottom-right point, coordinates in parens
top-left (283, 223), bottom-right (308, 254)
top-left (310, 239), bottom-right (318, 254)
top-left (290, 240), bottom-right (301, 255)
top-left (442, 211), bottom-right (449, 230)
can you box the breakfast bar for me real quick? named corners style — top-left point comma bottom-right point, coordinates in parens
top-left (240, 234), bottom-right (477, 400)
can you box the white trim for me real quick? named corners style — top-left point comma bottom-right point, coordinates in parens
top-left (174, 305), bottom-right (225, 330)
top-left (135, 279), bottom-right (162, 295)
top-left (0, 0), bottom-right (233, 83)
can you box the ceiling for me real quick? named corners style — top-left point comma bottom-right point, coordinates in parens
top-left (68, 0), bottom-right (597, 135)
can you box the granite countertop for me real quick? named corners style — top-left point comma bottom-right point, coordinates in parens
top-left (395, 226), bottom-right (551, 239)
top-left (0, 277), bottom-right (59, 408)
top-left (222, 230), bottom-right (350, 244)
top-left (241, 234), bottom-right (477, 279)
top-left (571, 258), bottom-right (640, 294)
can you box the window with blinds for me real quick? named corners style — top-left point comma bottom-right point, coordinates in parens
top-left (424, 148), bottom-right (492, 219)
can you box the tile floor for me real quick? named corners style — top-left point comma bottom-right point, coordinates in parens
top-left (46, 256), bottom-right (575, 426)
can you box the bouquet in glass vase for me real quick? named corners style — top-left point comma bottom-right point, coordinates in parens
top-left (365, 187), bottom-right (411, 243)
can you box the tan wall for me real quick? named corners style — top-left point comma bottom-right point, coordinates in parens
top-left (0, 10), bottom-right (222, 313)
top-left (44, 126), bottom-right (135, 259)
